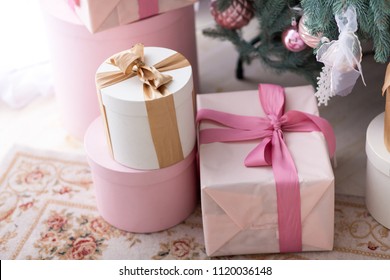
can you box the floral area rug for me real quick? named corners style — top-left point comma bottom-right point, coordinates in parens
top-left (0, 145), bottom-right (389, 260)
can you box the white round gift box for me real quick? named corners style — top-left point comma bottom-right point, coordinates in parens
top-left (96, 46), bottom-right (196, 170)
top-left (366, 112), bottom-right (390, 229)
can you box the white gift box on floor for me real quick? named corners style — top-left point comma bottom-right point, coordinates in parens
top-left (96, 45), bottom-right (195, 170)
top-left (197, 85), bottom-right (335, 257)
top-left (366, 112), bottom-right (390, 229)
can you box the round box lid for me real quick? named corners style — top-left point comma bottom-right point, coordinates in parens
top-left (366, 112), bottom-right (390, 177)
top-left (96, 46), bottom-right (193, 114)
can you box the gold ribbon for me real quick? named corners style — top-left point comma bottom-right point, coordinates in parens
top-left (96, 43), bottom-right (190, 99)
top-left (382, 63), bottom-right (390, 152)
top-left (95, 44), bottom-right (192, 168)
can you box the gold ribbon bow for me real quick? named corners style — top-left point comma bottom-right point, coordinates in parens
top-left (382, 63), bottom-right (390, 152)
top-left (96, 43), bottom-right (189, 100)
top-left (95, 44), bottom-right (192, 168)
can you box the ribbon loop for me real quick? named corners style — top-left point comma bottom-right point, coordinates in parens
top-left (108, 45), bottom-right (143, 75)
top-left (105, 44), bottom-right (173, 97)
top-left (137, 65), bottom-right (173, 91)
top-left (96, 43), bottom-right (187, 99)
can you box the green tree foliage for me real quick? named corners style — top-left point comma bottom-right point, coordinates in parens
top-left (203, 0), bottom-right (390, 85)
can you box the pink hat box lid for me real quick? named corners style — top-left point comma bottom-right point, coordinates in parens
top-left (85, 119), bottom-right (196, 184)
top-left (84, 117), bottom-right (198, 233)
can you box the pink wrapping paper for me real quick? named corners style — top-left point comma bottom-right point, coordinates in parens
top-left (197, 85), bottom-right (335, 257)
top-left (67, 0), bottom-right (198, 33)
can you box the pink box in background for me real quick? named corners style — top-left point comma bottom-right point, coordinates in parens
top-left (66, 0), bottom-right (198, 33)
top-left (40, 0), bottom-right (199, 140)
top-left (197, 85), bottom-right (335, 257)
top-left (84, 117), bottom-right (198, 233)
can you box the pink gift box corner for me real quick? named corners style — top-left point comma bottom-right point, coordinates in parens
top-left (66, 0), bottom-right (199, 33)
top-left (197, 85), bottom-right (335, 257)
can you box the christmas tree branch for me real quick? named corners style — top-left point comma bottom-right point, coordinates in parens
top-left (302, 0), bottom-right (390, 63)
top-left (203, 0), bottom-right (390, 88)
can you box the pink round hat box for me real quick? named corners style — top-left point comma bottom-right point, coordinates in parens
top-left (84, 118), bottom-right (198, 232)
top-left (40, 0), bottom-right (199, 140)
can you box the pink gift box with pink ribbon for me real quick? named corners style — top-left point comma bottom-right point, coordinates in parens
top-left (197, 84), bottom-right (336, 257)
top-left (67, 0), bottom-right (198, 33)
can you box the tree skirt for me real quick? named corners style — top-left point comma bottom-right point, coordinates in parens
top-left (0, 145), bottom-right (389, 260)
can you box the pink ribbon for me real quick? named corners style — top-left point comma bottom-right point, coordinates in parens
top-left (138, 0), bottom-right (159, 19)
top-left (197, 84), bottom-right (336, 253)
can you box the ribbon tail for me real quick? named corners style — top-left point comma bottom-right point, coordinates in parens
top-left (244, 138), bottom-right (272, 167)
top-left (143, 83), bottom-right (171, 100)
top-left (272, 130), bottom-right (302, 253)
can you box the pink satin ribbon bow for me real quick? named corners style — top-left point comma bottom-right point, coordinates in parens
top-left (197, 84), bottom-right (336, 253)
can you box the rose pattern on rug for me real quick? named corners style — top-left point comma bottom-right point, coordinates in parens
top-left (30, 208), bottom-right (142, 260)
top-left (0, 147), bottom-right (390, 259)
top-left (153, 236), bottom-right (204, 260)
top-left (33, 209), bottom-right (108, 260)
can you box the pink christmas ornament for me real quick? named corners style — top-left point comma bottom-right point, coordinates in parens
top-left (282, 18), bottom-right (307, 52)
top-left (210, 0), bottom-right (254, 30)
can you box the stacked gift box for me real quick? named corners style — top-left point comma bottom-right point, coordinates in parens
top-left (41, 0), bottom-right (199, 139)
top-left (41, 0), bottom-right (337, 257)
top-left (85, 44), bottom-right (198, 233)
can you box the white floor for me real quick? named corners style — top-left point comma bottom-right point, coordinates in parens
top-left (0, 1), bottom-right (388, 198)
